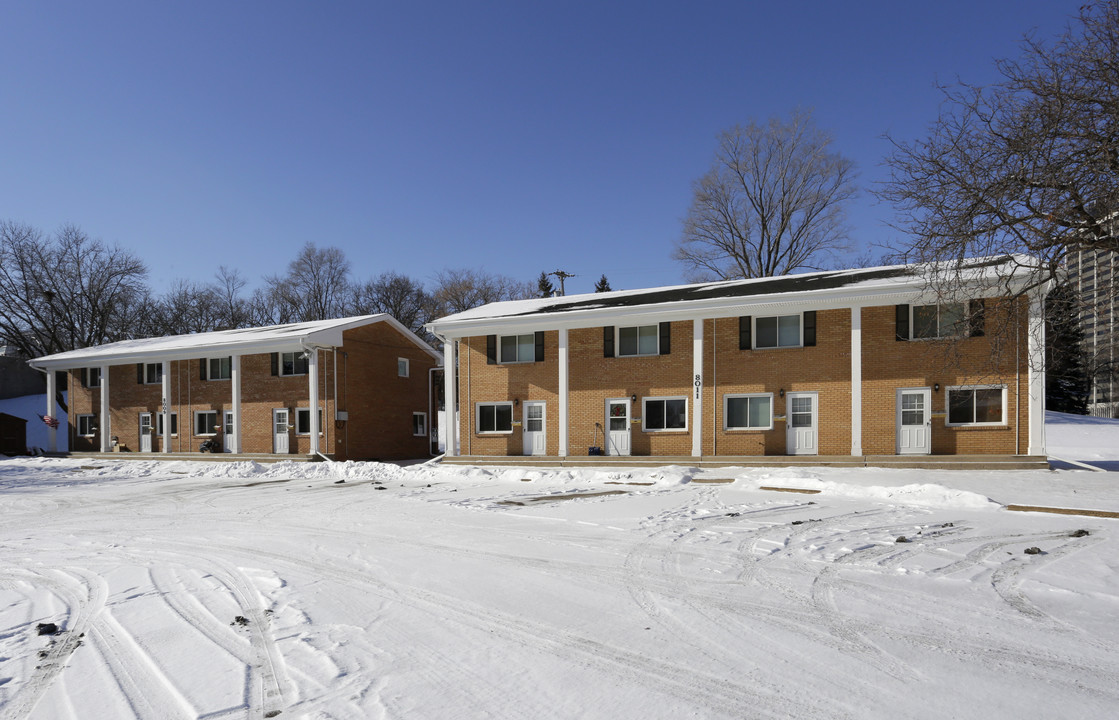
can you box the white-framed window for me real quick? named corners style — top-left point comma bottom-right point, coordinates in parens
top-left (295, 408), bottom-right (324, 435)
top-left (499, 334), bottom-right (536, 363)
top-left (912, 303), bottom-right (966, 339)
top-left (194, 410), bottom-right (219, 436)
top-left (398, 357), bottom-right (410, 377)
top-left (755, 315), bottom-right (801, 349)
top-left (77, 414), bottom-right (97, 437)
top-left (280, 352), bottom-right (309, 376)
top-left (476, 402), bottom-right (514, 434)
top-left (207, 357), bottom-right (232, 380)
top-left (85, 367), bottom-right (101, 388)
top-left (413, 412), bottom-right (428, 437)
top-left (618, 325), bottom-right (659, 357)
top-left (643, 396), bottom-right (687, 432)
top-left (142, 363), bottom-right (163, 384)
top-left (724, 393), bottom-right (773, 430)
top-left (946, 385), bottom-right (1006, 426)
top-left (157, 413), bottom-right (179, 436)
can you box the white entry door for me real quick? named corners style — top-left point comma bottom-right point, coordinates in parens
top-left (273, 409), bottom-right (290, 454)
top-left (896, 388), bottom-right (932, 454)
top-left (523, 402), bottom-right (546, 456)
top-left (139, 413), bottom-right (153, 452)
top-left (786, 392), bottom-right (818, 455)
top-left (605, 398), bottom-right (631, 456)
top-left (223, 411), bottom-right (235, 453)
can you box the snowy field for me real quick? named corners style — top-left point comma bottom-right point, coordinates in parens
top-left (0, 414), bottom-right (1117, 719)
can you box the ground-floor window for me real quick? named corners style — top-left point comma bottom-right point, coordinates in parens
top-left (643, 397), bottom-right (687, 431)
top-left (413, 412), bottom-right (428, 436)
top-left (157, 413), bottom-right (179, 436)
top-left (296, 408), bottom-right (324, 435)
top-left (77, 414), bottom-right (96, 437)
top-left (476, 402), bottom-right (513, 433)
top-left (946, 386), bottom-right (1006, 426)
top-left (194, 410), bottom-right (219, 436)
top-left (724, 394), bottom-right (773, 430)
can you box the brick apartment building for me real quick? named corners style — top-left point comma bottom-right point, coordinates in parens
top-left (427, 257), bottom-right (1050, 459)
top-left (29, 315), bottom-right (441, 460)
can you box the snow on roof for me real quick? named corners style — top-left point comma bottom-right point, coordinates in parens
top-left (429, 255), bottom-right (1037, 333)
top-left (30, 314), bottom-right (441, 369)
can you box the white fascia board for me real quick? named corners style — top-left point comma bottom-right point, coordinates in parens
top-left (29, 340), bottom-right (316, 370)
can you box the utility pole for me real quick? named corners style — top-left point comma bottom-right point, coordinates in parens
top-left (549, 270), bottom-right (576, 296)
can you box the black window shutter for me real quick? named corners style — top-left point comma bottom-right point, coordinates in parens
top-left (895, 304), bottom-right (910, 341)
top-left (80, 368), bottom-right (88, 388)
top-left (603, 326), bottom-right (615, 358)
top-left (659, 322), bottom-right (671, 355)
top-left (739, 316), bottom-right (752, 350)
top-left (968, 299), bottom-right (986, 337)
top-left (486, 335), bottom-right (497, 364)
top-left (803, 311), bottom-right (817, 347)
top-left (200, 358), bottom-right (207, 381)
top-left (271, 353), bottom-right (279, 376)
top-left (137, 363), bottom-right (144, 384)
top-left (534, 331), bottom-right (545, 362)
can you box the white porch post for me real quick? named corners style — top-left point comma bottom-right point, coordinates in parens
top-left (850, 306), bottom-right (863, 456)
top-left (308, 349), bottom-right (320, 455)
top-left (161, 360), bottom-right (171, 453)
top-left (231, 354), bottom-right (242, 453)
top-left (1027, 292), bottom-right (1047, 456)
top-left (99, 365), bottom-right (111, 453)
top-left (444, 339), bottom-right (458, 456)
top-left (692, 319), bottom-right (703, 458)
top-left (45, 370), bottom-right (57, 453)
top-left (558, 328), bottom-right (568, 456)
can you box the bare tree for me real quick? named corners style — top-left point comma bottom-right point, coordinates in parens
top-left (0, 221), bottom-right (149, 357)
top-left (674, 111), bottom-right (858, 280)
top-left (349, 271), bottom-right (430, 335)
top-left (428, 268), bottom-right (536, 316)
top-left (878, 1), bottom-right (1119, 284)
top-left (262, 243), bottom-right (352, 322)
top-left (214, 266), bottom-right (250, 329)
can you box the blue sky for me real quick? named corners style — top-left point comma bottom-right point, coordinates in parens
top-left (1, 1), bottom-right (1085, 295)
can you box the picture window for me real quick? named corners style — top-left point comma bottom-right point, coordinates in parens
top-left (643, 397), bottom-right (687, 432)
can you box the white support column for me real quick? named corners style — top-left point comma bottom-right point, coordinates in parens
top-left (558, 328), bottom-right (569, 456)
top-left (45, 370), bottom-right (58, 452)
top-left (308, 349), bottom-right (320, 455)
top-left (850, 306), bottom-right (863, 456)
top-left (1027, 292), bottom-right (1047, 456)
top-left (443, 339), bottom-right (458, 456)
top-left (161, 360), bottom-right (171, 453)
top-left (100, 365), bottom-right (111, 453)
top-left (231, 354), bottom-right (242, 454)
top-left (692, 319), bottom-right (704, 458)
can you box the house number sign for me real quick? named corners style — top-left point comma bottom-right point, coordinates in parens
top-left (694, 374), bottom-right (702, 400)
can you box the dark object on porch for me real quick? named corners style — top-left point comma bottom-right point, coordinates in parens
top-left (199, 436), bottom-right (222, 453)
top-left (589, 422), bottom-right (602, 455)
top-left (0, 412), bottom-right (28, 456)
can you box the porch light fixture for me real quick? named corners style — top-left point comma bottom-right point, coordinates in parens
top-left (630, 394), bottom-right (637, 402)
top-left (779, 388), bottom-right (785, 398)
top-left (513, 398), bottom-right (519, 406)
top-left (934, 383), bottom-right (940, 392)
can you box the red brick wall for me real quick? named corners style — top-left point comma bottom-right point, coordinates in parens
top-left (64, 320), bottom-right (438, 460)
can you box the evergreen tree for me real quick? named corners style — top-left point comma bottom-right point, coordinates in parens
top-left (537, 272), bottom-right (555, 298)
top-left (1045, 281), bottom-right (1090, 414)
top-left (594, 274), bottom-right (612, 293)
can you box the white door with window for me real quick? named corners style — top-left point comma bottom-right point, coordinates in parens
top-left (523, 402), bottom-right (546, 456)
top-left (224, 411), bottom-right (235, 453)
top-left (605, 399), bottom-right (631, 456)
top-left (786, 392), bottom-right (818, 455)
top-left (273, 409), bottom-right (290, 454)
top-left (896, 388), bottom-right (932, 454)
top-left (139, 413), bottom-right (153, 452)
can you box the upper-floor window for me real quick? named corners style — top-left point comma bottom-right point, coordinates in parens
top-left (140, 363), bottom-right (162, 384)
top-left (500, 334), bottom-right (536, 363)
top-left (205, 357), bottom-right (232, 380)
top-left (281, 352), bottom-right (309, 376)
top-left (913, 303), bottom-right (966, 339)
top-left (398, 358), bottom-right (410, 377)
top-left (83, 367), bottom-right (101, 388)
top-left (755, 315), bottom-right (801, 349)
top-left (619, 325), bottom-right (659, 356)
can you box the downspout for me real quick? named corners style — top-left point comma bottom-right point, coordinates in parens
top-left (428, 366), bottom-right (440, 457)
top-left (711, 318), bottom-right (717, 457)
top-left (1015, 308), bottom-right (1021, 456)
top-left (333, 347), bottom-right (338, 458)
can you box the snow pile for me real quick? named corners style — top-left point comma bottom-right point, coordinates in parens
top-left (742, 468), bottom-right (999, 510)
top-left (1046, 410), bottom-right (1119, 461)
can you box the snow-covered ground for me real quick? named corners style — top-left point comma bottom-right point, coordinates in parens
top-left (0, 413), bottom-right (1117, 719)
